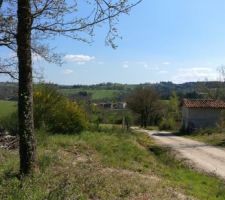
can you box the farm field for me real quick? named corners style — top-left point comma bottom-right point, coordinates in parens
top-left (59, 88), bottom-right (122, 101)
top-left (1, 127), bottom-right (225, 200)
top-left (0, 100), bottom-right (17, 118)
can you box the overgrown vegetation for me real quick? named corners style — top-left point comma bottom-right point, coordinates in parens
top-left (0, 101), bottom-right (17, 134)
top-left (34, 85), bottom-right (87, 134)
top-left (0, 85), bottom-right (88, 135)
top-left (179, 130), bottom-right (225, 147)
top-left (159, 92), bottom-right (181, 130)
top-left (0, 100), bottom-right (16, 118)
top-left (1, 127), bottom-right (225, 199)
top-left (127, 86), bottom-right (162, 127)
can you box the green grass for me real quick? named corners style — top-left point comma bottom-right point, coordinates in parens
top-left (0, 100), bottom-right (17, 118)
top-left (1, 128), bottom-right (225, 199)
top-left (149, 145), bottom-right (225, 200)
top-left (59, 88), bottom-right (119, 100)
top-left (180, 131), bottom-right (225, 147)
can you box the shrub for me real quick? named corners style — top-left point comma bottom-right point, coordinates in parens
top-left (0, 85), bottom-right (88, 135)
top-left (217, 110), bottom-right (225, 133)
top-left (34, 84), bottom-right (87, 134)
top-left (0, 111), bottom-right (18, 135)
top-left (159, 117), bottom-right (176, 131)
top-left (34, 85), bottom-right (64, 128)
top-left (46, 100), bottom-right (87, 134)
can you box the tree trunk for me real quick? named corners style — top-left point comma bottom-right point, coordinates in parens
top-left (140, 113), bottom-right (144, 127)
top-left (17, 0), bottom-right (37, 175)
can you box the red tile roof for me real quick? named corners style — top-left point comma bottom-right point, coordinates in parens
top-left (183, 99), bottom-right (225, 109)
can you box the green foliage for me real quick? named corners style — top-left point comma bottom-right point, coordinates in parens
top-left (179, 130), bottom-right (225, 147)
top-left (47, 100), bottom-right (87, 134)
top-left (0, 111), bottom-right (18, 135)
top-left (0, 100), bottom-right (18, 135)
top-left (34, 85), bottom-right (87, 134)
top-left (1, 129), bottom-right (225, 199)
top-left (168, 92), bottom-right (180, 120)
top-left (160, 92), bottom-right (180, 130)
top-left (0, 100), bottom-right (17, 118)
top-left (89, 104), bottom-right (133, 127)
top-left (127, 86), bottom-right (162, 127)
top-left (149, 145), bottom-right (225, 200)
top-left (60, 88), bottom-right (119, 101)
top-left (217, 110), bottom-right (225, 133)
top-left (159, 117), bottom-right (176, 130)
top-left (34, 85), bottom-right (64, 128)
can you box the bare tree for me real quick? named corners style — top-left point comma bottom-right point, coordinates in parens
top-left (218, 65), bottom-right (225, 82)
top-left (195, 66), bottom-right (225, 100)
top-left (0, 0), bottom-right (142, 175)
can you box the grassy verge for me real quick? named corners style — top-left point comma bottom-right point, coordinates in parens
top-left (1, 128), bottom-right (225, 199)
top-left (178, 130), bottom-right (225, 147)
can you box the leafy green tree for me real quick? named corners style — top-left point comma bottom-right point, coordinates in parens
top-left (159, 92), bottom-right (180, 130)
top-left (127, 87), bottom-right (161, 128)
top-left (168, 92), bottom-right (180, 121)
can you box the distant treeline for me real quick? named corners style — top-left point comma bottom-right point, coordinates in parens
top-left (0, 82), bottom-right (18, 100)
top-left (0, 81), bottom-right (225, 101)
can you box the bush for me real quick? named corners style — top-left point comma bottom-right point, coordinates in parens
top-left (0, 112), bottom-right (18, 135)
top-left (34, 85), bottom-right (64, 128)
top-left (46, 100), bottom-right (87, 134)
top-left (159, 117), bottom-right (176, 131)
top-left (217, 110), bottom-right (225, 133)
top-left (34, 84), bottom-right (87, 134)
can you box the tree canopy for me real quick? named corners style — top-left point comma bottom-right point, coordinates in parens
top-left (127, 87), bottom-right (161, 127)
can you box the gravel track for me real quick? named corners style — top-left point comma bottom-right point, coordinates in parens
top-left (136, 128), bottom-right (225, 180)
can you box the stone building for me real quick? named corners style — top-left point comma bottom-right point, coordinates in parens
top-left (182, 99), bottom-right (225, 131)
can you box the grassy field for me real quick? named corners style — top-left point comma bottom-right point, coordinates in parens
top-left (1, 127), bottom-right (225, 200)
top-left (0, 100), bottom-right (17, 118)
top-left (59, 88), bottom-right (120, 100)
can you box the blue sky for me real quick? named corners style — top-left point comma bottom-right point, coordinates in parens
top-left (2, 0), bottom-right (225, 84)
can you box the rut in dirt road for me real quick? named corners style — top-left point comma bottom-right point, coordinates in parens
top-left (136, 128), bottom-right (225, 180)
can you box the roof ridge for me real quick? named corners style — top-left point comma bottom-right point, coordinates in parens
top-left (183, 99), bottom-right (225, 108)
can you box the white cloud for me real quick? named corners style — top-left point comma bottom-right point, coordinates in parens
top-left (122, 64), bottom-right (129, 68)
top-left (143, 63), bottom-right (149, 69)
top-left (64, 54), bottom-right (95, 64)
top-left (122, 61), bottom-right (129, 68)
top-left (136, 61), bottom-right (150, 69)
top-left (162, 61), bottom-right (170, 65)
top-left (159, 70), bottom-right (168, 74)
top-left (172, 67), bottom-right (217, 83)
top-left (63, 69), bottom-right (74, 75)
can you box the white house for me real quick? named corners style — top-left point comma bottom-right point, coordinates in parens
top-left (182, 99), bottom-right (225, 131)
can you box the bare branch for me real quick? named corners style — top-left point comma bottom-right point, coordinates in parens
top-left (0, 71), bottom-right (18, 80)
top-left (0, 0), bottom-right (3, 8)
top-left (0, 0), bottom-right (143, 78)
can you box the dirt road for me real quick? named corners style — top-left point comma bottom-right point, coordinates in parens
top-left (136, 128), bottom-right (225, 180)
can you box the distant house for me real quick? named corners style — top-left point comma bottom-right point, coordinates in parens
top-left (97, 102), bottom-right (127, 110)
top-left (182, 99), bottom-right (225, 131)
